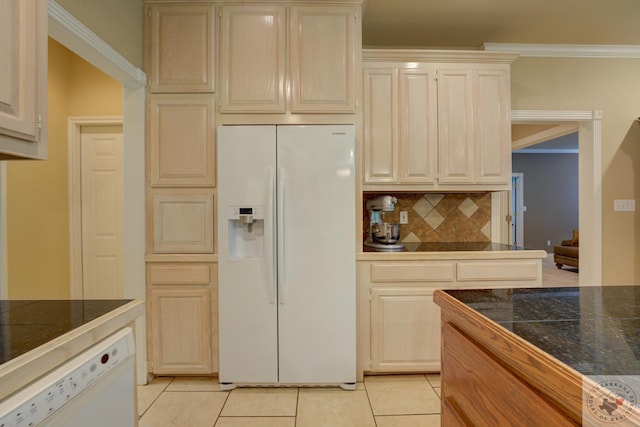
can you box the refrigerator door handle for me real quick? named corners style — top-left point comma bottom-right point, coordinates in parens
top-left (277, 167), bottom-right (286, 304)
top-left (264, 167), bottom-right (276, 304)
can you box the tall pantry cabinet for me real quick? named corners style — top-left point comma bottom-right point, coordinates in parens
top-left (144, 2), bottom-right (218, 375)
top-left (145, 0), bottom-right (364, 376)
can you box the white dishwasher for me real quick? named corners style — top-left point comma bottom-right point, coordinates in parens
top-left (0, 327), bottom-right (136, 427)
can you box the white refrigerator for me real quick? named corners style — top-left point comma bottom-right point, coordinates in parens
top-left (217, 125), bottom-right (356, 388)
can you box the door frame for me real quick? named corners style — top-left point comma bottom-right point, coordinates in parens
top-left (68, 116), bottom-right (123, 299)
top-left (510, 173), bottom-right (524, 247)
top-left (509, 110), bottom-right (602, 285)
top-left (0, 164), bottom-right (6, 299)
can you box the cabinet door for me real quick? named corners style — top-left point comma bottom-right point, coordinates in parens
top-left (473, 68), bottom-right (511, 184)
top-left (148, 263), bottom-right (218, 375)
top-left (145, 4), bottom-right (215, 93)
top-left (150, 286), bottom-right (213, 374)
top-left (0, 0), bottom-right (47, 159)
top-left (437, 68), bottom-right (474, 184)
top-left (290, 5), bottom-right (357, 113)
top-left (370, 287), bottom-right (441, 371)
top-left (219, 5), bottom-right (286, 113)
top-left (363, 67), bottom-right (397, 183)
top-left (151, 189), bottom-right (214, 254)
top-left (398, 68), bottom-right (438, 184)
top-left (148, 94), bottom-right (215, 187)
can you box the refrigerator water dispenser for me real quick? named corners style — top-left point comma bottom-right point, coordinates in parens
top-left (227, 206), bottom-right (265, 259)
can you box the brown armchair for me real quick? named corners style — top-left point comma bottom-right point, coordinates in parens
top-left (553, 230), bottom-right (578, 270)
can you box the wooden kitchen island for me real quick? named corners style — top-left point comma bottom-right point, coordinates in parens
top-left (434, 286), bottom-right (640, 426)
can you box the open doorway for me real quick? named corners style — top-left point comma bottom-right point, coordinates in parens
top-left (48, 3), bottom-right (148, 383)
top-left (511, 131), bottom-right (579, 252)
top-left (505, 110), bottom-right (602, 286)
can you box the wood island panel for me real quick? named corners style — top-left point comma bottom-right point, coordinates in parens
top-left (434, 289), bottom-right (583, 425)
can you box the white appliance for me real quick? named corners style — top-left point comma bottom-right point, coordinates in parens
top-left (0, 327), bottom-right (135, 427)
top-left (217, 125), bottom-right (356, 389)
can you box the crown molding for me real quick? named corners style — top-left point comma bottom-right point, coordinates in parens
top-left (48, 0), bottom-right (146, 87)
top-left (363, 48), bottom-right (519, 63)
top-left (483, 43), bottom-right (640, 59)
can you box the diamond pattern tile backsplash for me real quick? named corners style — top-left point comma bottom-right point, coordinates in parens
top-left (363, 193), bottom-right (492, 243)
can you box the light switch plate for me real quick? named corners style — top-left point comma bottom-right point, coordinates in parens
top-left (399, 211), bottom-right (408, 224)
top-left (614, 199), bottom-right (636, 212)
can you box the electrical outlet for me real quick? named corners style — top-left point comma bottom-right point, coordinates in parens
top-left (614, 199), bottom-right (636, 212)
top-left (399, 211), bottom-right (408, 224)
top-left (546, 240), bottom-right (551, 246)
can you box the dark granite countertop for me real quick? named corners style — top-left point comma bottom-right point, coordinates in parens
top-left (442, 286), bottom-right (640, 376)
top-left (364, 241), bottom-right (526, 252)
top-left (0, 299), bottom-right (132, 366)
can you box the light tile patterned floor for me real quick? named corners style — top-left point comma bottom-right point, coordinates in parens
top-left (138, 255), bottom-right (578, 426)
top-left (138, 375), bottom-right (441, 426)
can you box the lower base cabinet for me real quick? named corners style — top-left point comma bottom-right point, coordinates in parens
top-left (370, 287), bottom-right (441, 372)
top-left (147, 262), bottom-right (218, 375)
top-left (357, 256), bottom-right (543, 379)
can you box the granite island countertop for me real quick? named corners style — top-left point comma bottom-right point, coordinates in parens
top-left (439, 286), bottom-right (640, 377)
top-left (435, 286), bottom-right (640, 424)
top-left (0, 299), bottom-right (144, 401)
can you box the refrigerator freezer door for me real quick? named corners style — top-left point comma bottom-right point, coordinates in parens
top-left (276, 125), bottom-right (356, 384)
top-left (217, 125), bottom-right (279, 384)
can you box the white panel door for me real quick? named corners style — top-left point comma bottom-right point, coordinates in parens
top-left (277, 125), bottom-right (356, 384)
top-left (80, 125), bottom-right (123, 299)
top-left (217, 125), bottom-right (279, 384)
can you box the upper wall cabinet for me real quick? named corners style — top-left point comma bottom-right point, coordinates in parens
top-left (145, 4), bottom-right (216, 93)
top-left (0, 0), bottom-right (47, 159)
top-left (219, 2), bottom-right (360, 115)
top-left (219, 4), bottom-right (286, 113)
top-left (363, 66), bottom-right (438, 184)
top-left (363, 50), bottom-right (517, 192)
top-left (437, 66), bottom-right (512, 186)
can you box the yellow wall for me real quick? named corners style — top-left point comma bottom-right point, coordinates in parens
top-left (6, 39), bottom-right (122, 299)
top-left (510, 57), bottom-right (640, 284)
top-left (55, 0), bottom-right (144, 68)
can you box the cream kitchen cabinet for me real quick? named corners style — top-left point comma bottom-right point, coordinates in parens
top-left (0, 0), bottom-right (47, 159)
top-left (149, 188), bottom-right (215, 254)
top-left (219, 2), bottom-right (359, 115)
top-left (363, 65), bottom-right (438, 184)
top-left (144, 3), bottom-right (216, 93)
top-left (370, 287), bottom-right (442, 372)
top-left (148, 94), bottom-right (215, 187)
top-left (356, 252), bottom-right (544, 379)
top-left (148, 262), bottom-right (218, 375)
top-left (362, 50), bottom-right (517, 191)
top-left (437, 65), bottom-right (511, 186)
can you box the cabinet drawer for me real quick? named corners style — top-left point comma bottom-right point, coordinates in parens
top-left (457, 260), bottom-right (538, 282)
top-left (148, 264), bottom-right (211, 286)
top-left (371, 262), bottom-right (455, 283)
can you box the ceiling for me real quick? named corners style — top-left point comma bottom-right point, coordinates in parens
top-left (362, 0), bottom-right (640, 49)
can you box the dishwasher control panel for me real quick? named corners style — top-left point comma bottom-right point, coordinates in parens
top-left (0, 327), bottom-right (134, 427)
